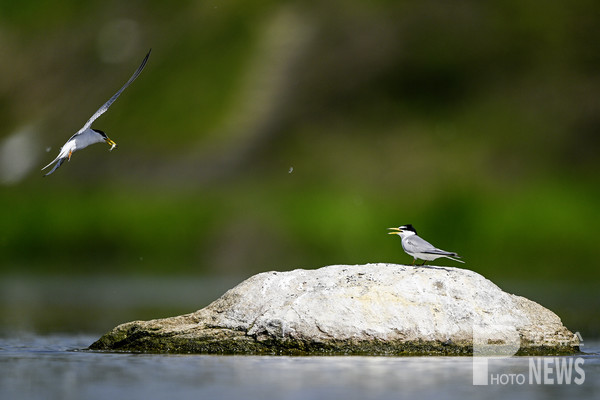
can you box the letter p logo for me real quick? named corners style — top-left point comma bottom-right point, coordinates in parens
top-left (473, 323), bottom-right (521, 385)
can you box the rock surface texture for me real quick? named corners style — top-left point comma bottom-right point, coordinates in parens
top-left (90, 264), bottom-right (579, 355)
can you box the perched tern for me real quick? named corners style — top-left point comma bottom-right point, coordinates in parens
top-left (42, 49), bottom-right (151, 176)
top-left (388, 224), bottom-right (464, 265)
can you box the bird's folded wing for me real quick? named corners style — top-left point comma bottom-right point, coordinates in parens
top-left (423, 249), bottom-right (458, 256)
top-left (404, 236), bottom-right (435, 252)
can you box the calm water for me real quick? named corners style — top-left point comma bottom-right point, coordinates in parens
top-left (1, 275), bottom-right (598, 399)
top-left (1, 334), bottom-right (598, 400)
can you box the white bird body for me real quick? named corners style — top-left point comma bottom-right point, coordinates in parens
top-left (388, 224), bottom-right (464, 265)
top-left (41, 128), bottom-right (116, 175)
top-left (42, 49), bottom-right (150, 176)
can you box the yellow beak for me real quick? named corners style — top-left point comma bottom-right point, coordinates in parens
top-left (105, 138), bottom-right (118, 151)
top-left (387, 227), bottom-right (401, 235)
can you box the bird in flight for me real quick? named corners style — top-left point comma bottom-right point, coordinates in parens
top-left (42, 49), bottom-right (151, 176)
top-left (388, 224), bottom-right (464, 265)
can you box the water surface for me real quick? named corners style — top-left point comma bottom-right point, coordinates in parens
top-left (1, 334), bottom-right (598, 400)
top-left (1, 275), bottom-right (598, 399)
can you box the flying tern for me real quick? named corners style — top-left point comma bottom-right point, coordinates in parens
top-left (42, 49), bottom-right (151, 176)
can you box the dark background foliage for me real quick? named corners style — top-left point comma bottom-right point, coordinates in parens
top-left (1, 0), bottom-right (598, 335)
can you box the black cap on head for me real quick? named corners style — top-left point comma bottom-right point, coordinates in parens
top-left (400, 224), bottom-right (417, 234)
top-left (92, 129), bottom-right (107, 138)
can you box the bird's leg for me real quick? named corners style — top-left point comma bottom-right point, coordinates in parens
top-left (412, 259), bottom-right (416, 266)
top-left (421, 260), bottom-right (427, 266)
top-left (68, 150), bottom-right (73, 161)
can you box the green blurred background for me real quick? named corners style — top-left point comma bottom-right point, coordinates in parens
top-left (1, 1), bottom-right (598, 337)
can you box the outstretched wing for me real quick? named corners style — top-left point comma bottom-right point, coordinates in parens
top-left (78, 49), bottom-right (151, 133)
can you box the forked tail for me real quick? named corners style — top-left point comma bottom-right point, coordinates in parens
top-left (42, 157), bottom-right (66, 176)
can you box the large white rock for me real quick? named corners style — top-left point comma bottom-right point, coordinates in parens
top-left (90, 264), bottom-right (579, 354)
